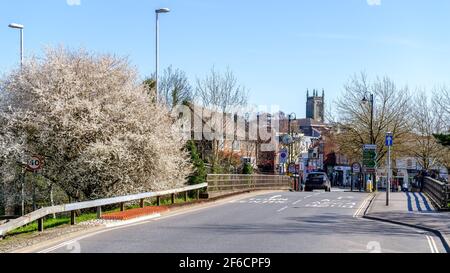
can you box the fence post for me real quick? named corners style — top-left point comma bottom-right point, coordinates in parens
top-left (70, 211), bottom-right (76, 226)
top-left (37, 218), bottom-right (44, 232)
top-left (96, 206), bottom-right (102, 219)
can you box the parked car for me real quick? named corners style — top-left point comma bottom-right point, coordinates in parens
top-left (305, 172), bottom-right (331, 192)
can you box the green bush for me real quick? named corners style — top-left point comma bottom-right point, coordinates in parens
top-left (243, 163), bottom-right (254, 175)
top-left (186, 140), bottom-right (207, 185)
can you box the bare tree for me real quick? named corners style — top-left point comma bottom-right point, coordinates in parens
top-left (196, 67), bottom-right (248, 113)
top-left (0, 47), bottom-right (192, 202)
top-left (159, 66), bottom-right (193, 109)
top-left (407, 92), bottom-right (446, 170)
top-left (195, 67), bottom-right (249, 169)
top-left (334, 73), bottom-right (411, 165)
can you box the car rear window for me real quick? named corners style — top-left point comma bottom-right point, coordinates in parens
top-left (308, 173), bottom-right (325, 179)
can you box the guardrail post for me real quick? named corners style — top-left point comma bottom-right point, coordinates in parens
top-left (96, 206), bottom-right (102, 219)
top-left (184, 191), bottom-right (188, 202)
top-left (196, 189), bottom-right (200, 200)
top-left (171, 193), bottom-right (175, 204)
top-left (140, 199), bottom-right (145, 208)
top-left (70, 211), bottom-right (76, 225)
top-left (156, 196), bottom-right (161, 206)
top-left (37, 218), bottom-right (44, 232)
top-left (120, 202), bottom-right (125, 212)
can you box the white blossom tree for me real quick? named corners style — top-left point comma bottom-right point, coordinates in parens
top-left (0, 48), bottom-right (192, 203)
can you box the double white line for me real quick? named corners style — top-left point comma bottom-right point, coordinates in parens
top-left (426, 235), bottom-right (440, 253)
top-left (353, 195), bottom-right (372, 218)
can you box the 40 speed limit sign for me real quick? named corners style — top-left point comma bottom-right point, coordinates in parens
top-left (27, 155), bottom-right (44, 172)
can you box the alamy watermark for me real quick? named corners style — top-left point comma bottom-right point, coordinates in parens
top-left (171, 104), bottom-right (283, 152)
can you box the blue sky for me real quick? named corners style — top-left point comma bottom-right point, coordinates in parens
top-left (1, 0), bottom-right (450, 117)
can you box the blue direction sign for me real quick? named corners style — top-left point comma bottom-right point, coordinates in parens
top-left (280, 149), bottom-right (288, 164)
top-left (385, 133), bottom-right (394, 147)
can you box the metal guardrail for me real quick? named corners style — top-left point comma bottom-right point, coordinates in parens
top-left (423, 177), bottom-right (449, 210)
top-left (0, 183), bottom-right (208, 238)
top-left (207, 174), bottom-right (293, 193)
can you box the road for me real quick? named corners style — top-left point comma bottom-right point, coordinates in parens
top-left (41, 190), bottom-right (445, 253)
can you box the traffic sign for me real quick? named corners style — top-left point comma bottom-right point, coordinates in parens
top-left (288, 163), bottom-right (297, 174)
top-left (385, 133), bottom-right (394, 147)
top-left (352, 162), bottom-right (361, 174)
top-left (362, 145), bottom-right (377, 173)
top-left (279, 149), bottom-right (288, 164)
top-left (27, 155), bottom-right (44, 172)
top-left (282, 135), bottom-right (293, 145)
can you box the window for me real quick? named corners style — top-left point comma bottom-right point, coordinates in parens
top-left (233, 141), bottom-right (241, 151)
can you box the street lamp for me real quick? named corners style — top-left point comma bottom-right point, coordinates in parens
top-left (8, 23), bottom-right (24, 69)
top-left (362, 94), bottom-right (374, 145)
top-left (155, 8), bottom-right (170, 103)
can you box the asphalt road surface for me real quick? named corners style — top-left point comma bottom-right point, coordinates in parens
top-left (42, 190), bottom-right (445, 253)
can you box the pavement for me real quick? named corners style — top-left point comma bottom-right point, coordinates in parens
top-left (365, 191), bottom-right (450, 252)
top-left (29, 189), bottom-right (446, 253)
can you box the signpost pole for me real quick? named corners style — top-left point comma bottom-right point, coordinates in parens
top-left (385, 132), bottom-right (393, 206)
top-left (387, 145), bottom-right (391, 206)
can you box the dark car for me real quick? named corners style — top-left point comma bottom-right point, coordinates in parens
top-left (305, 172), bottom-right (331, 192)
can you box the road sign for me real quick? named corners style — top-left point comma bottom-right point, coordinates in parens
top-left (352, 162), bottom-right (361, 174)
top-left (362, 145), bottom-right (377, 173)
top-left (27, 155), bottom-right (44, 172)
top-left (288, 163), bottom-right (297, 174)
top-left (279, 149), bottom-right (288, 164)
top-left (385, 133), bottom-right (394, 147)
top-left (282, 135), bottom-right (293, 145)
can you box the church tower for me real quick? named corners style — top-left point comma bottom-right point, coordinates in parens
top-left (306, 89), bottom-right (325, 123)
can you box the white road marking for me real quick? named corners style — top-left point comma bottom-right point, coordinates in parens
top-left (270, 195), bottom-right (282, 200)
top-left (426, 235), bottom-right (440, 253)
top-left (353, 195), bottom-right (372, 218)
top-left (292, 199), bottom-right (303, 205)
top-left (277, 206), bottom-right (288, 212)
top-left (426, 236), bottom-right (435, 253)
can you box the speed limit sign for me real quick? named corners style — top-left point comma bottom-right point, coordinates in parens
top-left (27, 155), bottom-right (44, 171)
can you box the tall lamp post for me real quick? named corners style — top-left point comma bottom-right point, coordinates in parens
top-left (8, 23), bottom-right (24, 69)
top-left (155, 8), bottom-right (170, 104)
top-left (362, 93), bottom-right (375, 191)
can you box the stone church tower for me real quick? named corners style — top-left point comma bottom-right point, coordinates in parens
top-left (306, 89), bottom-right (325, 123)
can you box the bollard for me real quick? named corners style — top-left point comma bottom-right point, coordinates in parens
top-left (37, 218), bottom-right (44, 232)
top-left (96, 206), bottom-right (102, 219)
top-left (156, 196), bottom-right (161, 206)
top-left (70, 211), bottom-right (76, 226)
